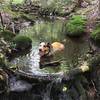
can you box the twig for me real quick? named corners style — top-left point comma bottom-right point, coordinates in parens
top-left (91, 80), bottom-right (97, 92)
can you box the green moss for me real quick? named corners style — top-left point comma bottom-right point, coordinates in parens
top-left (65, 15), bottom-right (86, 37)
top-left (91, 25), bottom-right (100, 43)
top-left (13, 36), bottom-right (32, 50)
top-left (0, 30), bottom-right (15, 41)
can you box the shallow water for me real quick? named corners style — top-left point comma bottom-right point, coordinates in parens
top-left (10, 18), bottom-right (89, 74)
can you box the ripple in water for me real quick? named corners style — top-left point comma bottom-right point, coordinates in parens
top-left (10, 44), bottom-right (45, 75)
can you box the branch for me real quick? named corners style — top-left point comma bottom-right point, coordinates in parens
top-left (0, 12), bottom-right (5, 31)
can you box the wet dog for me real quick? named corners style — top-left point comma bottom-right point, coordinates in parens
top-left (39, 42), bottom-right (64, 57)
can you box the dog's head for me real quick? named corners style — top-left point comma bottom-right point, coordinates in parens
top-left (39, 42), bottom-right (51, 57)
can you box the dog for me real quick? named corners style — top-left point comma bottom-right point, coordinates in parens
top-left (39, 42), bottom-right (64, 57)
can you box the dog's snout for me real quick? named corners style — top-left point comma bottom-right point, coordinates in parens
top-left (39, 49), bottom-right (42, 51)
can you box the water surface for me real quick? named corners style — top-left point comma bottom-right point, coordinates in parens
top-left (10, 18), bottom-right (89, 74)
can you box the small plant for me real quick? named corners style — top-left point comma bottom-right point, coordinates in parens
top-left (91, 25), bottom-right (100, 43)
top-left (65, 15), bottom-right (86, 37)
top-left (13, 36), bottom-right (32, 50)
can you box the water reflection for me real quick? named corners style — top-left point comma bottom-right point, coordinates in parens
top-left (63, 38), bottom-right (89, 68)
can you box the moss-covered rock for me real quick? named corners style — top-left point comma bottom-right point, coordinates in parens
top-left (91, 25), bottom-right (100, 43)
top-left (65, 15), bottom-right (86, 37)
top-left (13, 36), bottom-right (32, 50)
top-left (0, 30), bottom-right (15, 41)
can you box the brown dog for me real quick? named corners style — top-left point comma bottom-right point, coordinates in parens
top-left (39, 42), bottom-right (64, 57)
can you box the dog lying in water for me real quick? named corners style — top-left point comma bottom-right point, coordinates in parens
top-left (39, 42), bottom-right (64, 57)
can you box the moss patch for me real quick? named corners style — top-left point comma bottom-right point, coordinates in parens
top-left (65, 15), bottom-right (86, 37)
top-left (13, 36), bottom-right (32, 50)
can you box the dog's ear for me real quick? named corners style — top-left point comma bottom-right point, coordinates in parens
top-left (47, 42), bottom-right (50, 46)
top-left (47, 42), bottom-right (51, 48)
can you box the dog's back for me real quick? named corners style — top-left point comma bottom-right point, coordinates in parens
top-left (51, 42), bottom-right (64, 52)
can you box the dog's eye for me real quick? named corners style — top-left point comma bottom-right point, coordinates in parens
top-left (44, 50), bottom-right (48, 53)
top-left (43, 45), bottom-right (46, 47)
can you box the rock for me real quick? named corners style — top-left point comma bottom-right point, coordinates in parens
top-left (10, 76), bottom-right (32, 92)
top-left (81, 1), bottom-right (89, 8)
top-left (13, 36), bottom-right (32, 51)
top-left (13, 18), bottom-right (34, 33)
top-left (65, 15), bottom-right (86, 37)
top-left (0, 11), bottom-right (34, 33)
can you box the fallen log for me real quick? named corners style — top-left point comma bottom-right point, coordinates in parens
top-left (40, 60), bottom-right (61, 69)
